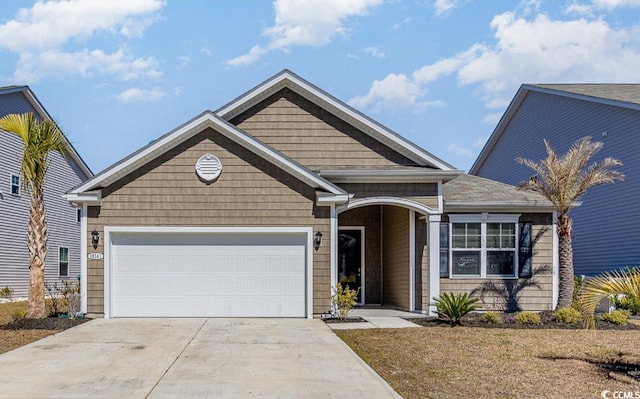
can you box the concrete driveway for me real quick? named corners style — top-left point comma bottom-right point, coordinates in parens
top-left (0, 318), bottom-right (400, 398)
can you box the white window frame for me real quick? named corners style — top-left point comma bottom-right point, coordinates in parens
top-left (10, 173), bottom-right (20, 196)
top-left (58, 246), bottom-right (69, 277)
top-left (449, 213), bottom-right (520, 279)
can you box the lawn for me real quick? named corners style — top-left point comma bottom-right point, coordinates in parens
top-left (0, 301), bottom-right (61, 354)
top-left (336, 326), bottom-right (640, 399)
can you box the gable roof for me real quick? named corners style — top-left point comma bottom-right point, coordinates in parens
top-left (217, 69), bottom-right (458, 171)
top-left (0, 85), bottom-right (93, 178)
top-left (470, 83), bottom-right (640, 175)
top-left (66, 111), bottom-right (346, 198)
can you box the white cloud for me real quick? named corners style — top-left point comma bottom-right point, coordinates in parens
top-left (482, 112), bottom-right (503, 125)
top-left (177, 55), bottom-right (191, 69)
top-left (593, 0), bottom-right (640, 8)
top-left (116, 87), bottom-right (166, 102)
top-left (392, 17), bottom-right (412, 30)
top-left (447, 136), bottom-right (487, 158)
top-left (349, 73), bottom-right (444, 111)
top-left (201, 48), bottom-right (212, 56)
top-left (0, 0), bottom-right (165, 82)
top-left (434, 0), bottom-right (458, 16)
top-left (225, 0), bottom-right (383, 66)
top-left (364, 46), bottom-right (385, 58)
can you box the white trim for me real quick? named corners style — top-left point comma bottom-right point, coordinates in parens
top-left (448, 214), bottom-right (520, 279)
top-left (10, 173), bottom-right (20, 196)
top-left (103, 226), bottom-right (314, 319)
top-left (337, 197), bottom-right (437, 215)
top-left (316, 192), bottom-right (350, 205)
top-left (338, 226), bottom-right (366, 305)
top-left (552, 211), bottom-right (559, 310)
top-left (64, 192), bottom-right (102, 205)
top-left (428, 214), bottom-right (441, 316)
top-left (80, 204), bottom-right (87, 314)
top-left (216, 70), bottom-right (457, 171)
top-left (437, 180), bottom-right (443, 213)
top-left (68, 112), bottom-right (344, 197)
top-left (409, 210), bottom-right (416, 311)
top-left (330, 204), bottom-right (338, 291)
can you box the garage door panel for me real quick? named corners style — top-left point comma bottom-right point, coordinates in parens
top-left (110, 232), bottom-right (307, 318)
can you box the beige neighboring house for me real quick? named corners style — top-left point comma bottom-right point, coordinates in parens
top-left (65, 70), bottom-right (558, 318)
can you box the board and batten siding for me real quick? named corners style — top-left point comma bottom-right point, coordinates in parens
top-left (0, 109), bottom-right (87, 297)
top-left (382, 206), bottom-right (410, 308)
top-left (232, 88), bottom-right (419, 170)
top-left (440, 213), bottom-right (554, 311)
top-left (86, 128), bottom-right (331, 316)
top-left (474, 90), bottom-right (639, 276)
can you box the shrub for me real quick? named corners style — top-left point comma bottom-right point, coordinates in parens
top-left (600, 309), bottom-right (630, 325)
top-left (433, 292), bottom-right (479, 325)
top-left (0, 286), bottom-right (13, 300)
top-left (553, 307), bottom-right (582, 324)
top-left (581, 268), bottom-right (640, 328)
top-left (514, 311), bottom-right (541, 325)
top-left (611, 294), bottom-right (640, 315)
top-left (482, 311), bottom-right (502, 324)
top-left (330, 283), bottom-right (360, 320)
top-left (12, 309), bottom-right (26, 320)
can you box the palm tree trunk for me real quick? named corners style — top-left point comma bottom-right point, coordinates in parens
top-left (556, 213), bottom-right (574, 309)
top-left (26, 188), bottom-right (48, 319)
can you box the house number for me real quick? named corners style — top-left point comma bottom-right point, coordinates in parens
top-left (88, 253), bottom-right (104, 260)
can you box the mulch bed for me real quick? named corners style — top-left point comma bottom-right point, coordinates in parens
top-left (409, 311), bottom-right (640, 330)
top-left (1, 317), bottom-right (89, 330)
top-left (323, 316), bottom-right (367, 323)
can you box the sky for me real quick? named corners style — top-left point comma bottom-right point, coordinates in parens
top-left (1, 0), bottom-right (640, 174)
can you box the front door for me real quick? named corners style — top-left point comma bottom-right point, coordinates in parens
top-left (338, 228), bottom-right (364, 303)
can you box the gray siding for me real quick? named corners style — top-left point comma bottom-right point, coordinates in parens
top-left (474, 90), bottom-right (639, 276)
top-left (0, 92), bottom-right (88, 298)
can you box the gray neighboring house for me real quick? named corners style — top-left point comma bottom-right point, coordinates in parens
top-left (0, 86), bottom-right (92, 297)
top-left (471, 84), bottom-right (639, 277)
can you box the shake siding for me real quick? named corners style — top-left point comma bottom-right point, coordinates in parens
top-left (475, 91), bottom-right (640, 276)
top-left (440, 213), bottom-right (554, 311)
top-left (415, 215), bottom-right (426, 311)
top-left (338, 183), bottom-right (439, 210)
top-left (382, 206), bottom-right (409, 308)
top-left (338, 206), bottom-right (382, 304)
top-left (86, 128), bottom-right (331, 315)
top-left (232, 88), bottom-right (419, 170)
top-left (0, 94), bottom-right (87, 297)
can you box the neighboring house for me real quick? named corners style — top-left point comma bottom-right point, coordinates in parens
top-left (65, 70), bottom-right (558, 318)
top-left (0, 86), bottom-right (92, 297)
top-left (471, 84), bottom-right (638, 277)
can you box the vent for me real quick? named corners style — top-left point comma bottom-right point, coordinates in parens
top-left (195, 153), bottom-right (222, 183)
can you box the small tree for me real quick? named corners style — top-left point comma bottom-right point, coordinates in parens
top-left (516, 137), bottom-right (623, 309)
top-left (0, 113), bottom-right (68, 318)
top-left (330, 283), bottom-right (360, 320)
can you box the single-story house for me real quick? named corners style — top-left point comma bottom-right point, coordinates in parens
top-left (1, 86), bottom-right (92, 298)
top-left (470, 84), bottom-right (636, 276)
top-left (65, 70), bottom-right (558, 318)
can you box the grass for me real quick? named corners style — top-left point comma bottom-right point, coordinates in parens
top-left (336, 326), bottom-right (640, 399)
top-left (0, 301), bottom-right (59, 354)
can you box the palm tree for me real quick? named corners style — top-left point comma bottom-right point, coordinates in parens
top-left (516, 136), bottom-right (623, 309)
top-left (0, 113), bottom-right (68, 318)
top-left (580, 268), bottom-right (640, 328)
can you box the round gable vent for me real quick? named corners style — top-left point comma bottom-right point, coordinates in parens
top-left (195, 153), bottom-right (222, 183)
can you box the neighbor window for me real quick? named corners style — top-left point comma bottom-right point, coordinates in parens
top-left (10, 174), bottom-right (20, 195)
top-left (59, 247), bottom-right (69, 277)
top-left (448, 214), bottom-right (520, 278)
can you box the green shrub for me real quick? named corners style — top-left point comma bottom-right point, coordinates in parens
top-left (12, 309), bottom-right (26, 320)
top-left (482, 311), bottom-right (502, 324)
top-left (581, 268), bottom-right (640, 328)
top-left (330, 283), bottom-right (360, 320)
top-left (514, 311), bottom-right (541, 325)
top-left (433, 292), bottom-right (479, 325)
top-left (0, 286), bottom-right (13, 300)
top-left (553, 307), bottom-right (582, 324)
top-left (600, 309), bottom-right (630, 325)
top-left (611, 294), bottom-right (640, 315)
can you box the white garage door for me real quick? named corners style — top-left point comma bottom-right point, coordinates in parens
top-left (109, 231), bottom-right (308, 318)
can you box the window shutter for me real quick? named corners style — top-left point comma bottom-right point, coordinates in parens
top-left (518, 223), bottom-right (533, 278)
top-left (440, 222), bottom-right (449, 278)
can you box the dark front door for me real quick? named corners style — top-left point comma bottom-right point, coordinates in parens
top-left (338, 228), bottom-right (363, 303)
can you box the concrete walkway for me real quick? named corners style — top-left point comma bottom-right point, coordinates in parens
top-left (327, 308), bottom-right (428, 330)
top-left (0, 319), bottom-right (400, 399)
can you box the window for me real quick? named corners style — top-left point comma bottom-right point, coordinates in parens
top-left (448, 214), bottom-right (520, 278)
top-left (76, 208), bottom-right (82, 223)
top-left (59, 247), bottom-right (69, 277)
top-left (10, 174), bottom-right (20, 195)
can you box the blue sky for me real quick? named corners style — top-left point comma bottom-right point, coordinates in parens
top-left (1, 0), bottom-right (640, 173)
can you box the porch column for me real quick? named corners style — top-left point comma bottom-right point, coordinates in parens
top-left (428, 214), bottom-right (441, 316)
